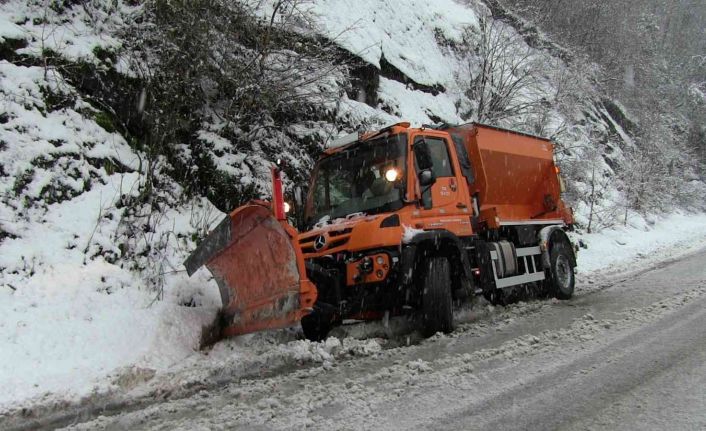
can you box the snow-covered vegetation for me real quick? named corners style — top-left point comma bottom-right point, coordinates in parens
top-left (0, 0), bottom-right (704, 415)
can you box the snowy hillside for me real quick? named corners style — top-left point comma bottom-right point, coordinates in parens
top-left (0, 0), bottom-right (704, 417)
top-left (0, 0), bottom-right (223, 407)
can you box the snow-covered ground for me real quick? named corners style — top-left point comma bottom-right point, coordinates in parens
top-left (575, 211), bottom-right (706, 275)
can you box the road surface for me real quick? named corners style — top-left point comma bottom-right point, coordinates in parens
top-left (24, 249), bottom-right (706, 430)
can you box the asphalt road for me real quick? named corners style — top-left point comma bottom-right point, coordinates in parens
top-left (58, 248), bottom-right (706, 430)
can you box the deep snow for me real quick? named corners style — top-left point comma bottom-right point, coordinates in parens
top-left (574, 212), bottom-right (706, 275)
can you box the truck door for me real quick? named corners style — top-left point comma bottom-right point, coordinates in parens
top-left (414, 135), bottom-right (461, 214)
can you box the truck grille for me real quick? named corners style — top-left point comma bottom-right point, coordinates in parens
top-left (299, 228), bottom-right (352, 255)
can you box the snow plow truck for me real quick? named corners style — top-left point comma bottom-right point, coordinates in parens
top-left (185, 122), bottom-right (576, 341)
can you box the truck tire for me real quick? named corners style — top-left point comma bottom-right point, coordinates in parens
top-left (484, 286), bottom-right (520, 306)
top-left (301, 311), bottom-right (332, 342)
top-left (546, 240), bottom-right (575, 299)
top-left (421, 257), bottom-right (454, 336)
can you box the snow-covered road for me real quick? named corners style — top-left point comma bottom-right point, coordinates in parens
top-left (31, 246), bottom-right (704, 430)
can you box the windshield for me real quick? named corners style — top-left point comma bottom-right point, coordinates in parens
top-left (305, 134), bottom-right (407, 226)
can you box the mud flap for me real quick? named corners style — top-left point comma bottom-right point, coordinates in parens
top-left (184, 204), bottom-right (317, 336)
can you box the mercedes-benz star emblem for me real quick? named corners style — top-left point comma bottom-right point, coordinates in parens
top-left (313, 235), bottom-right (326, 251)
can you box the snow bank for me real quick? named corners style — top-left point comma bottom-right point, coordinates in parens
top-left (0, 2), bottom-right (223, 410)
top-left (0, 170), bottom-right (222, 410)
top-left (0, 261), bottom-right (217, 408)
top-left (0, 76), bottom-right (223, 409)
top-left (575, 211), bottom-right (706, 275)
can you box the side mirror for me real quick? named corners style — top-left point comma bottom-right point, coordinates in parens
top-left (414, 138), bottom-right (435, 210)
top-left (418, 169), bottom-right (436, 187)
top-left (413, 139), bottom-right (433, 171)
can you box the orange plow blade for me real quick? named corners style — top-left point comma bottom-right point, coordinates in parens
top-left (184, 204), bottom-right (317, 336)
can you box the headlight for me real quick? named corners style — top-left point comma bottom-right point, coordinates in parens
top-left (384, 168), bottom-right (400, 182)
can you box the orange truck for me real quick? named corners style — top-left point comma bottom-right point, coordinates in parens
top-left (185, 122), bottom-right (576, 340)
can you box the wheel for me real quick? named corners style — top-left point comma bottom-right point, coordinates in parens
top-left (546, 240), bottom-right (575, 299)
top-left (421, 257), bottom-right (454, 336)
top-left (484, 286), bottom-right (520, 306)
top-left (483, 288), bottom-right (504, 305)
top-left (301, 311), bottom-right (332, 342)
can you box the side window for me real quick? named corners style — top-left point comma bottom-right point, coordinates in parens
top-left (415, 137), bottom-right (454, 178)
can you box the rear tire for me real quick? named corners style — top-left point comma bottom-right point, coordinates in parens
top-left (546, 240), bottom-right (575, 299)
top-left (421, 257), bottom-right (454, 336)
top-left (484, 286), bottom-right (520, 306)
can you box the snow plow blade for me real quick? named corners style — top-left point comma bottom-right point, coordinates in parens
top-left (184, 204), bottom-right (317, 336)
